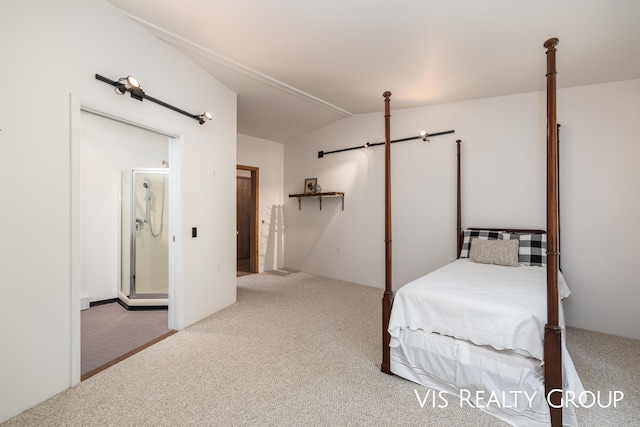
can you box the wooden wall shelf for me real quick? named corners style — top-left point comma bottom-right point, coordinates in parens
top-left (289, 192), bottom-right (344, 211)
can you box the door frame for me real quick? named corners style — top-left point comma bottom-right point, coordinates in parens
top-left (71, 94), bottom-right (182, 386)
top-left (237, 165), bottom-right (259, 273)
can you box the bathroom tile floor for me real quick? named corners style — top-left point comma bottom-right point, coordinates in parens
top-left (81, 302), bottom-right (173, 380)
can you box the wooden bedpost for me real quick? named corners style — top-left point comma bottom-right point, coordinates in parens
top-left (544, 37), bottom-right (563, 427)
top-left (456, 139), bottom-right (462, 257)
top-left (557, 123), bottom-right (562, 270)
top-left (381, 91), bottom-right (393, 374)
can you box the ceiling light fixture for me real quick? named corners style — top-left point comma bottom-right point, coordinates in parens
top-left (95, 73), bottom-right (213, 125)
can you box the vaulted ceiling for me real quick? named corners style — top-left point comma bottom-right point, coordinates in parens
top-left (107, 0), bottom-right (640, 142)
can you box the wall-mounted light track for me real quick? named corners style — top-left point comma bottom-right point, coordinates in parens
top-left (317, 129), bottom-right (455, 158)
top-left (95, 74), bottom-right (212, 125)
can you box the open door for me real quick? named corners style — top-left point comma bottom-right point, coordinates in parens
top-left (237, 165), bottom-right (258, 275)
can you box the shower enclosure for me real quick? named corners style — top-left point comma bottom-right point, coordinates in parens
top-left (119, 168), bottom-right (169, 308)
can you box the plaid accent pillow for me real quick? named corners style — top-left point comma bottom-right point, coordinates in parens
top-left (459, 229), bottom-right (503, 258)
top-left (503, 233), bottom-right (547, 266)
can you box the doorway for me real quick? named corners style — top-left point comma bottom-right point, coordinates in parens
top-left (237, 165), bottom-right (258, 276)
top-left (71, 102), bottom-right (182, 385)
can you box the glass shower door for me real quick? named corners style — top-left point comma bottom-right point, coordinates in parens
top-left (120, 170), bottom-right (131, 298)
top-left (120, 169), bottom-right (169, 302)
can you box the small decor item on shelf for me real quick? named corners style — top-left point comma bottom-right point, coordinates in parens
top-left (304, 178), bottom-right (317, 194)
top-left (315, 184), bottom-right (322, 193)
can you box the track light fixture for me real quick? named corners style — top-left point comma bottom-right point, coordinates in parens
top-left (114, 75), bottom-right (145, 101)
top-left (95, 73), bottom-right (213, 125)
top-left (318, 129), bottom-right (454, 158)
top-left (198, 111), bottom-right (213, 124)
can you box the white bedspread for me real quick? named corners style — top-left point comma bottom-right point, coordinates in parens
top-left (388, 259), bottom-right (571, 362)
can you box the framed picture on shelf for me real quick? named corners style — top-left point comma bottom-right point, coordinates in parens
top-left (304, 178), bottom-right (317, 194)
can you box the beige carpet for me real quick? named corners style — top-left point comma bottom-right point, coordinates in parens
top-left (4, 271), bottom-right (639, 426)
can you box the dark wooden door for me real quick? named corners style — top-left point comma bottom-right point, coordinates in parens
top-left (236, 176), bottom-right (251, 260)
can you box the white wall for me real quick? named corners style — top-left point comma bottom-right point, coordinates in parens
top-left (284, 81), bottom-right (640, 340)
top-left (558, 80), bottom-right (640, 340)
top-left (0, 0), bottom-right (237, 422)
top-left (284, 92), bottom-right (545, 288)
top-left (237, 134), bottom-right (285, 272)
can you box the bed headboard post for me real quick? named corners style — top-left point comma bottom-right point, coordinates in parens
top-left (544, 37), bottom-right (563, 427)
top-left (456, 139), bottom-right (462, 257)
top-left (381, 91), bottom-right (394, 374)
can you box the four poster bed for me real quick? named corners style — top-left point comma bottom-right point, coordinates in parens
top-left (381, 39), bottom-right (584, 427)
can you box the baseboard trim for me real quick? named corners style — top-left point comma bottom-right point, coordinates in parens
top-left (116, 298), bottom-right (168, 311)
top-left (89, 298), bottom-right (118, 307)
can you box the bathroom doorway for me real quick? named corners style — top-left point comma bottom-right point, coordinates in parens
top-left (74, 108), bottom-right (179, 382)
top-left (236, 165), bottom-right (258, 276)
